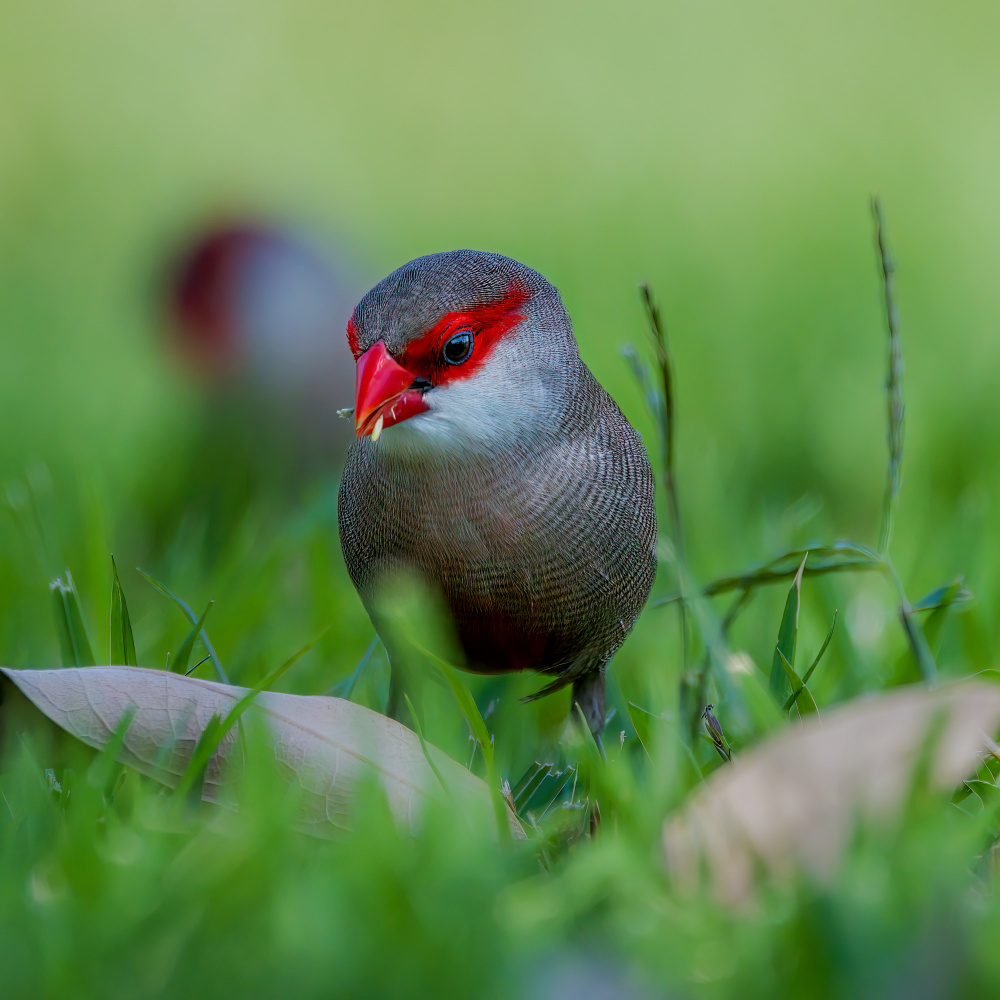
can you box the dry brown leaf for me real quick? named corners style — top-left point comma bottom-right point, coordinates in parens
top-left (0, 665), bottom-right (523, 838)
top-left (663, 681), bottom-right (1000, 903)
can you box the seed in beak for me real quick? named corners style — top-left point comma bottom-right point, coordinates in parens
top-left (371, 413), bottom-right (384, 443)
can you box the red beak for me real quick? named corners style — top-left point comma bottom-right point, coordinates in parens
top-left (354, 341), bottom-right (429, 438)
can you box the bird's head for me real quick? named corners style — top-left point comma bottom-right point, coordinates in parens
top-left (348, 250), bottom-right (581, 455)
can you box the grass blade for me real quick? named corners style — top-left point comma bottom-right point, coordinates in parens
top-left (403, 693), bottom-right (450, 796)
top-left (50, 571), bottom-right (95, 667)
top-left (185, 654), bottom-right (213, 677)
top-left (329, 635), bottom-right (380, 699)
top-left (801, 608), bottom-right (838, 687)
top-left (769, 554), bottom-right (807, 700)
top-left (410, 639), bottom-right (510, 842)
top-left (905, 580), bottom-right (974, 658)
top-left (136, 568), bottom-right (228, 683)
top-left (176, 712), bottom-right (226, 807)
top-left (109, 555), bottom-right (137, 666)
top-left (169, 601), bottom-right (214, 675)
top-left (872, 195), bottom-right (904, 557)
top-left (912, 580), bottom-right (973, 613)
top-left (619, 344), bottom-right (662, 428)
top-left (533, 765), bottom-right (577, 822)
top-left (784, 609), bottom-right (837, 712)
top-left (627, 702), bottom-right (655, 760)
top-left (640, 283), bottom-right (683, 561)
top-left (436, 661), bottom-right (492, 761)
top-left (921, 584), bottom-right (967, 652)
top-left (628, 701), bottom-right (703, 785)
top-left (880, 559), bottom-right (938, 682)
top-left (777, 650), bottom-right (819, 718)
top-left (268, 628), bottom-right (330, 686)
top-left (638, 284), bottom-right (692, 731)
top-left (510, 761), bottom-right (552, 810)
top-left (172, 631), bottom-right (323, 803)
top-left (508, 761), bottom-right (579, 823)
top-left (651, 542), bottom-right (880, 609)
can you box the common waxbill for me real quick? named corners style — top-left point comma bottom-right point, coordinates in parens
top-left (168, 222), bottom-right (358, 436)
top-left (338, 251), bottom-right (657, 736)
top-left (149, 222), bottom-right (362, 556)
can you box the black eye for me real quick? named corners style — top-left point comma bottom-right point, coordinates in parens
top-left (442, 330), bottom-right (474, 366)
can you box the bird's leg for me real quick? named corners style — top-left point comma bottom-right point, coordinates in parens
top-left (571, 670), bottom-right (607, 757)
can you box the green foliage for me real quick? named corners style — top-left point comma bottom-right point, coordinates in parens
top-left (2, 10), bottom-right (1000, 994)
top-left (4, 203), bottom-right (996, 999)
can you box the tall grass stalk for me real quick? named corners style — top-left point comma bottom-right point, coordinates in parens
top-left (872, 194), bottom-right (904, 558)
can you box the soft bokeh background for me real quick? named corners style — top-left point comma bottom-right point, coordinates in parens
top-left (3, 0), bottom-right (998, 695)
top-left (3, 3), bottom-right (1000, 996)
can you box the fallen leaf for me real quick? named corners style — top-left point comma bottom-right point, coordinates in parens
top-left (662, 682), bottom-right (1000, 903)
top-left (0, 665), bottom-right (523, 839)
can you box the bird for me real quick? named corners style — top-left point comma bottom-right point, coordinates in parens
top-left (147, 221), bottom-right (363, 557)
top-left (337, 250), bottom-right (657, 738)
top-left (167, 221), bottom-right (359, 440)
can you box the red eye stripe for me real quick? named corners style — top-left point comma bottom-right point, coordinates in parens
top-left (401, 283), bottom-right (530, 384)
top-left (346, 313), bottom-right (361, 359)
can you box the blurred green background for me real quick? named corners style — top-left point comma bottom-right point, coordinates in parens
top-left (3, 0), bottom-right (998, 692)
top-left (3, 3), bottom-right (1000, 997)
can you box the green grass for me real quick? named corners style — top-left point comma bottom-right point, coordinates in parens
top-left (4, 3), bottom-right (1000, 995)
top-left (2, 203), bottom-right (999, 999)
